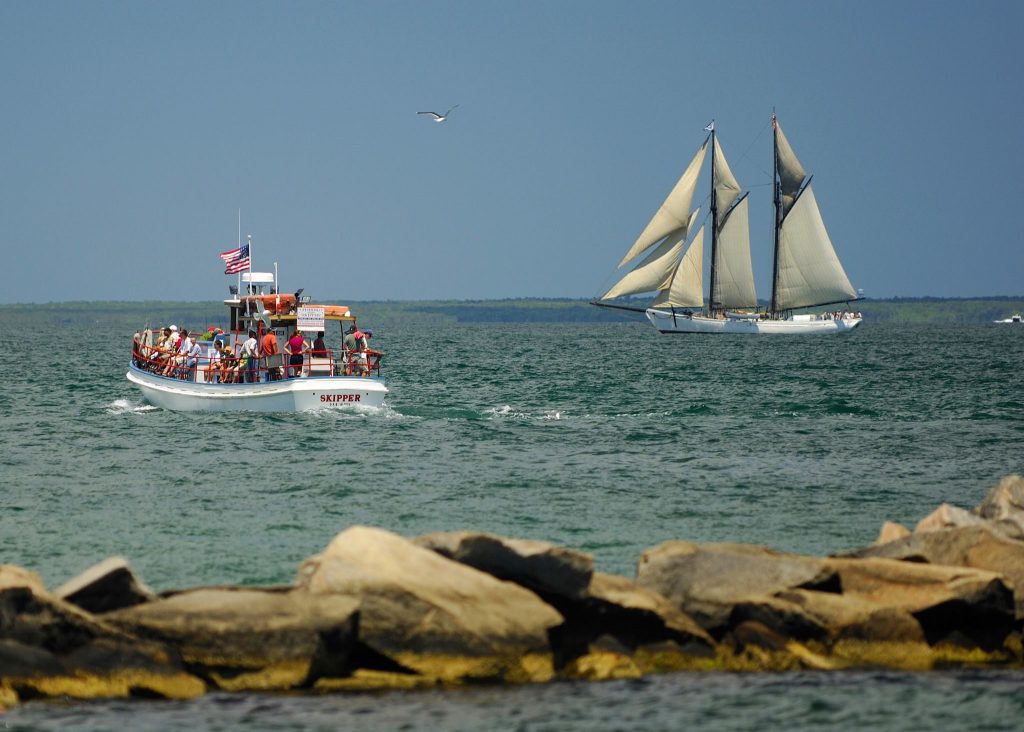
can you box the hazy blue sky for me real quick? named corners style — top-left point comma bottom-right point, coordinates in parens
top-left (2, 1), bottom-right (1021, 304)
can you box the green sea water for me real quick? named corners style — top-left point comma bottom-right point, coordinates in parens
top-left (2, 320), bottom-right (1023, 730)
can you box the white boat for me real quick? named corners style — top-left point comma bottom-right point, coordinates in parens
top-left (994, 314), bottom-right (1022, 324)
top-left (128, 270), bottom-right (387, 412)
top-left (595, 115), bottom-right (862, 335)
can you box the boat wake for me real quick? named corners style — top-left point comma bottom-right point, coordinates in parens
top-left (486, 405), bottom-right (566, 421)
top-left (105, 398), bottom-right (158, 415)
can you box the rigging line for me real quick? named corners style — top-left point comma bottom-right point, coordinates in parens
top-left (733, 116), bottom-right (774, 182)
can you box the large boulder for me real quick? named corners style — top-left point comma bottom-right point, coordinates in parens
top-left (847, 526), bottom-right (1024, 620)
top-left (296, 526), bottom-right (564, 683)
top-left (635, 542), bottom-right (835, 635)
top-left (0, 565), bottom-right (203, 700)
top-left (915, 503), bottom-right (988, 534)
top-left (821, 556), bottom-right (1015, 649)
top-left (55, 556), bottom-right (156, 614)
top-left (106, 587), bottom-right (360, 691)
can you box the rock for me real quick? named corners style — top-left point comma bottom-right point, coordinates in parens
top-left (821, 556), bottom-right (1015, 650)
top-left (106, 587), bottom-right (359, 691)
top-left (875, 521), bottom-right (910, 545)
top-left (915, 503), bottom-right (987, 533)
top-left (975, 475), bottom-right (1024, 540)
top-left (55, 556), bottom-right (156, 614)
top-left (848, 525), bottom-right (1024, 620)
top-left (773, 589), bottom-right (926, 643)
top-left (413, 531), bottom-right (594, 600)
top-left (635, 542), bottom-right (836, 635)
top-left (0, 566), bottom-right (203, 700)
top-left (296, 526), bottom-right (563, 683)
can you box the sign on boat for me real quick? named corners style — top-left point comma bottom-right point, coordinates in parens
top-left (127, 267), bottom-right (387, 412)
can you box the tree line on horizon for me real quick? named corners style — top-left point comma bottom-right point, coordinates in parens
top-left (1, 297), bottom-right (1022, 328)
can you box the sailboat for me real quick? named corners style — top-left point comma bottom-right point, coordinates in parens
top-left (595, 116), bottom-right (862, 334)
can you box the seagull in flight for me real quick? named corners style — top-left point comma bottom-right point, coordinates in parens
top-left (417, 104), bottom-right (459, 123)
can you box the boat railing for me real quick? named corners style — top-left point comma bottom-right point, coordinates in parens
top-left (131, 332), bottom-right (383, 383)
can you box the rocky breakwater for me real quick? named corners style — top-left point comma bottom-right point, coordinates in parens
top-left (3, 476), bottom-right (1023, 709)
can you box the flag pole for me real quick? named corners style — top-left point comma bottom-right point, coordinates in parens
top-left (247, 234), bottom-right (253, 293)
top-left (236, 209), bottom-right (242, 296)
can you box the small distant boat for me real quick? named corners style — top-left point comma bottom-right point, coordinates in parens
top-left (594, 115), bottom-right (862, 335)
top-left (127, 249), bottom-right (387, 412)
top-left (994, 314), bottom-right (1022, 324)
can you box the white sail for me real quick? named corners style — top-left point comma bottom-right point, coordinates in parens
top-left (713, 140), bottom-right (741, 227)
top-left (602, 228), bottom-right (687, 300)
top-left (618, 140), bottom-right (708, 268)
top-left (774, 121), bottom-right (806, 216)
top-left (775, 185), bottom-right (856, 310)
top-left (651, 226), bottom-right (704, 309)
top-left (715, 196), bottom-right (758, 308)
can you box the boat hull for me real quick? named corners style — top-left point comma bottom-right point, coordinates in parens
top-left (126, 364), bottom-right (388, 412)
top-left (646, 309), bottom-right (862, 335)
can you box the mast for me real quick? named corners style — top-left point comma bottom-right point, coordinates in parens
top-left (770, 111), bottom-right (781, 316)
top-left (708, 122), bottom-right (719, 314)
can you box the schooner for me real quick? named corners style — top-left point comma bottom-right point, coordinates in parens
top-left (595, 115), bottom-right (862, 334)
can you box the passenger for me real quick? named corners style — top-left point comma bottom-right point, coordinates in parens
top-left (185, 334), bottom-right (204, 380)
top-left (343, 324), bottom-right (358, 375)
top-left (241, 329), bottom-right (259, 383)
top-left (220, 347), bottom-right (239, 383)
top-left (206, 339), bottom-right (224, 383)
top-left (165, 328), bottom-right (192, 378)
top-left (151, 327), bottom-right (173, 371)
top-left (363, 329), bottom-right (382, 375)
top-left (348, 326), bottom-right (369, 376)
top-left (285, 329), bottom-right (308, 378)
top-left (260, 328), bottom-right (281, 380)
top-left (312, 330), bottom-right (328, 357)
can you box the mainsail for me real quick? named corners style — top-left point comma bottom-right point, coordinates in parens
top-left (772, 118), bottom-right (857, 312)
top-left (618, 141), bottom-right (708, 268)
top-left (774, 185), bottom-right (857, 310)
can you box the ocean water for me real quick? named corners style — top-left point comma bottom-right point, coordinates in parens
top-left (2, 319), bottom-right (1023, 730)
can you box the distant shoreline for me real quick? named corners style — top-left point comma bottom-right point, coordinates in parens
top-left (2, 296), bottom-right (1022, 327)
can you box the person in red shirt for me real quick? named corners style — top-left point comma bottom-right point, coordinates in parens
top-left (260, 328), bottom-right (280, 380)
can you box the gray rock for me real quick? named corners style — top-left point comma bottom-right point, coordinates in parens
top-left (915, 503), bottom-right (988, 534)
top-left (55, 556), bottom-right (156, 614)
top-left (635, 542), bottom-right (836, 635)
top-left (106, 587), bottom-right (359, 690)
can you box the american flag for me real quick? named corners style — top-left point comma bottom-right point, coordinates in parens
top-left (219, 244), bottom-right (250, 274)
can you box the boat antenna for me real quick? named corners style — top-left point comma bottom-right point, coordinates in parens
top-left (247, 234), bottom-right (253, 293)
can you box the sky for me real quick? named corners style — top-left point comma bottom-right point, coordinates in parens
top-left (2, 0), bottom-right (1022, 304)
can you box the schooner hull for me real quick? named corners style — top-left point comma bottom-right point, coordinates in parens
top-left (646, 309), bottom-right (861, 335)
top-left (126, 364), bottom-right (388, 412)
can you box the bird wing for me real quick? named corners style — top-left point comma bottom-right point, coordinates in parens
top-left (444, 104), bottom-right (460, 116)
top-left (417, 111), bottom-right (441, 119)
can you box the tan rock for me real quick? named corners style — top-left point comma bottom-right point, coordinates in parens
top-left (849, 525), bottom-right (1024, 619)
top-left (915, 503), bottom-right (987, 533)
top-left (875, 521), bottom-right (910, 545)
top-left (975, 474), bottom-right (1024, 540)
top-left (297, 526), bottom-right (563, 682)
top-left (822, 556), bottom-right (1014, 649)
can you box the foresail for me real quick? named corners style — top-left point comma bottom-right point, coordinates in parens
top-left (775, 186), bottom-right (856, 310)
top-left (618, 140), bottom-right (708, 268)
top-left (774, 121), bottom-right (806, 217)
top-left (713, 140), bottom-right (741, 228)
top-left (601, 228), bottom-right (687, 301)
top-left (715, 196), bottom-right (758, 308)
top-left (651, 226), bottom-right (704, 309)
